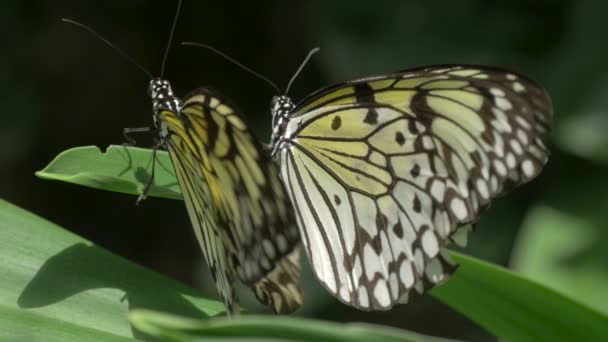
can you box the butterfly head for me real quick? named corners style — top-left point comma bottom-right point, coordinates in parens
top-left (148, 78), bottom-right (182, 126)
top-left (270, 95), bottom-right (295, 145)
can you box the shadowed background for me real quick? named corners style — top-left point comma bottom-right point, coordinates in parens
top-left (2, 1), bottom-right (607, 341)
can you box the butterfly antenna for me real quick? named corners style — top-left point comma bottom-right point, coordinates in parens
top-left (182, 42), bottom-right (280, 94)
top-left (61, 18), bottom-right (153, 79)
top-left (160, 0), bottom-right (182, 78)
top-left (285, 47), bottom-right (320, 95)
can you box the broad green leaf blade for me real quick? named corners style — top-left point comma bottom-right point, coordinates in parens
top-left (128, 309), bottom-right (459, 342)
top-left (511, 206), bottom-right (608, 315)
top-left (434, 251), bottom-right (608, 342)
top-left (0, 306), bottom-right (135, 342)
top-left (0, 199), bottom-right (224, 341)
top-left (36, 145), bottom-right (181, 200)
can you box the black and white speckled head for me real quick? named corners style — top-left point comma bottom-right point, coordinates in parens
top-left (270, 95), bottom-right (295, 146)
top-left (148, 78), bottom-right (182, 127)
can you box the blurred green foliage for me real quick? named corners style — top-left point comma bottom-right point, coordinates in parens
top-left (2, 0), bottom-right (607, 341)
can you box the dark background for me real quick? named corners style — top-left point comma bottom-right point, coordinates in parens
top-left (3, 1), bottom-right (608, 341)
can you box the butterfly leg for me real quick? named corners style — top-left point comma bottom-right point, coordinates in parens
top-left (136, 139), bottom-right (161, 206)
top-left (123, 126), bottom-right (156, 146)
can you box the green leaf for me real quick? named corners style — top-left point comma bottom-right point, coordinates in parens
top-left (36, 145), bottom-right (181, 200)
top-left (0, 198), bottom-right (224, 341)
top-left (128, 309), bottom-right (458, 342)
top-left (511, 205), bottom-right (608, 315)
top-left (434, 251), bottom-right (608, 342)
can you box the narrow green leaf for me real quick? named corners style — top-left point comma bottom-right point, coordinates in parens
top-left (434, 251), bottom-right (608, 342)
top-left (128, 309), bottom-right (459, 342)
top-left (36, 145), bottom-right (181, 200)
top-left (0, 198), bottom-right (224, 341)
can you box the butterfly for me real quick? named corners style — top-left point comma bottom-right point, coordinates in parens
top-left (146, 80), bottom-right (302, 315)
top-left (269, 64), bottom-right (552, 310)
top-left (61, 3), bottom-right (303, 315)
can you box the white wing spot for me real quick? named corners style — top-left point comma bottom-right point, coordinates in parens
top-left (263, 240), bottom-right (276, 259)
top-left (491, 108), bottom-right (511, 133)
top-left (471, 191), bottom-right (479, 211)
top-left (493, 159), bottom-right (507, 177)
top-left (276, 234), bottom-right (288, 253)
top-left (493, 131), bottom-right (505, 157)
top-left (476, 179), bottom-right (489, 199)
top-left (506, 73), bottom-right (518, 80)
top-left (490, 88), bottom-right (505, 97)
top-left (506, 152), bottom-right (517, 169)
top-left (490, 175), bottom-right (499, 193)
top-left (373, 279), bottom-right (391, 307)
top-left (515, 116), bottom-right (532, 130)
top-left (414, 249), bottom-right (424, 273)
top-left (422, 136), bottom-right (434, 150)
top-left (416, 122), bottom-right (426, 133)
top-left (358, 287), bottom-right (369, 308)
top-left (421, 229), bottom-right (439, 256)
top-left (450, 197), bottom-right (468, 221)
top-left (352, 255), bottom-right (362, 289)
top-left (389, 272), bottom-right (399, 299)
top-left (510, 139), bottom-right (523, 155)
top-left (363, 244), bottom-right (379, 280)
top-left (472, 73), bottom-right (489, 79)
top-left (339, 283), bottom-right (351, 302)
top-left (513, 82), bottom-right (525, 92)
top-left (529, 145), bottom-right (545, 160)
top-left (517, 129), bottom-right (529, 145)
top-left (496, 97), bottom-right (513, 111)
top-left (522, 159), bottom-right (536, 177)
top-left (399, 261), bottom-right (415, 288)
top-left (430, 180), bottom-right (446, 201)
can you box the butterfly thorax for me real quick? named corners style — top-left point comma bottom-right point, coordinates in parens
top-left (148, 78), bottom-right (182, 138)
top-left (270, 95), bottom-right (295, 156)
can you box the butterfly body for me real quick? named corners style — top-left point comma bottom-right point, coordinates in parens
top-left (271, 64), bottom-right (552, 310)
top-left (270, 95), bottom-right (296, 156)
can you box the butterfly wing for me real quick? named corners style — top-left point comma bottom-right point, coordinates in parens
top-left (160, 88), bottom-right (302, 315)
top-left (276, 65), bottom-right (552, 310)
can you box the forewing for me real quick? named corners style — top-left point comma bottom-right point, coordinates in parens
top-left (161, 88), bottom-right (302, 314)
top-left (160, 108), bottom-right (238, 314)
